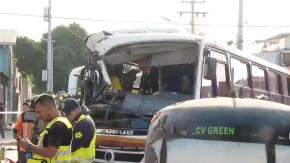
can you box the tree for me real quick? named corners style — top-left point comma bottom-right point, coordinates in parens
top-left (14, 23), bottom-right (89, 93)
top-left (42, 23), bottom-right (89, 92)
top-left (13, 37), bottom-right (46, 93)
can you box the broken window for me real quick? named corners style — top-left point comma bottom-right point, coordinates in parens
top-left (105, 41), bottom-right (199, 95)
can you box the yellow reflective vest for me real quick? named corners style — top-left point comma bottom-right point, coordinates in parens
top-left (27, 117), bottom-right (72, 163)
top-left (71, 114), bottom-right (96, 163)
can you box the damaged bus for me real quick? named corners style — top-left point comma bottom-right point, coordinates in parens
top-left (68, 29), bottom-right (290, 162)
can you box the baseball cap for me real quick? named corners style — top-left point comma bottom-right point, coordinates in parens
top-left (62, 98), bottom-right (80, 115)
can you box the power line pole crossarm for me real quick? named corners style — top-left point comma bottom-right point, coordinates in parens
top-left (179, 0), bottom-right (207, 34)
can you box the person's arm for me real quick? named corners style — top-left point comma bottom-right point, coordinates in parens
top-left (19, 122), bottom-right (69, 158)
top-left (31, 143), bottom-right (58, 158)
top-left (72, 120), bottom-right (94, 152)
top-left (14, 113), bottom-right (23, 139)
top-left (18, 139), bottom-right (58, 157)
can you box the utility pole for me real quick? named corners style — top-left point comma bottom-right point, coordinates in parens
top-left (44, 0), bottom-right (53, 92)
top-left (179, 0), bottom-right (207, 34)
top-left (237, 0), bottom-right (243, 50)
top-left (48, 0), bottom-right (53, 92)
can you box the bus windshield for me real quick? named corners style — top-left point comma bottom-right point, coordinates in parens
top-left (104, 41), bottom-right (199, 96)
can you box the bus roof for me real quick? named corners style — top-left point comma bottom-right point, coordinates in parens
top-left (86, 31), bottom-right (290, 75)
top-left (86, 31), bottom-right (201, 54)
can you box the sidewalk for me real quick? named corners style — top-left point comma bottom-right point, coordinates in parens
top-left (1, 128), bottom-right (18, 163)
top-left (1, 128), bottom-right (16, 146)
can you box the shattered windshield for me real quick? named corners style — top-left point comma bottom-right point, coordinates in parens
top-left (105, 41), bottom-right (199, 96)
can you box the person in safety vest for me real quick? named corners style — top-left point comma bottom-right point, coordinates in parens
top-left (62, 98), bottom-right (96, 163)
top-left (18, 94), bottom-right (73, 163)
top-left (14, 101), bottom-right (37, 163)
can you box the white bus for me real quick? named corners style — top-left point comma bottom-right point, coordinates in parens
top-left (68, 29), bottom-right (290, 162)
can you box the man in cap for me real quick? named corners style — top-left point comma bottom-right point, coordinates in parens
top-left (62, 98), bottom-right (96, 163)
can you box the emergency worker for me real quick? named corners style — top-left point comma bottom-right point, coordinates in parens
top-left (62, 98), bottom-right (96, 163)
top-left (14, 102), bottom-right (37, 140)
top-left (18, 94), bottom-right (73, 163)
top-left (14, 102), bottom-right (37, 163)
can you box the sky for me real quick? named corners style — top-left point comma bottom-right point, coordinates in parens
top-left (1, 0), bottom-right (290, 53)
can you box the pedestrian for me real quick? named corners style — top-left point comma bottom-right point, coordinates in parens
top-left (18, 94), bottom-right (73, 163)
top-left (0, 102), bottom-right (5, 138)
top-left (14, 101), bottom-right (37, 163)
top-left (62, 98), bottom-right (96, 163)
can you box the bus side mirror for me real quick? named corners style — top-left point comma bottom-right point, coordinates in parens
top-left (203, 56), bottom-right (217, 80)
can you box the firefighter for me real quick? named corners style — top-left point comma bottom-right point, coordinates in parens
top-left (62, 98), bottom-right (96, 163)
top-left (18, 94), bottom-right (73, 163)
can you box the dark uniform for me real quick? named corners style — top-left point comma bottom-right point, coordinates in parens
top-left (27, 117), bottom-right (72, 163)
top-left (63, 99), bottom-right (96, 163)
top-left (71, 108), bottom-right (96, 163)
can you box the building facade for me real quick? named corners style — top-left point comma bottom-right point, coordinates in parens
top-left (254, 33), bottom-right (290, 71)
top-left (0, 30), bottom-right (32, 125)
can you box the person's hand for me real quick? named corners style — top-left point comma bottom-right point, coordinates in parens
top-left (13, 133), bottom-right (19, 140)
top-left (18, 139), bottom-right (32, 150)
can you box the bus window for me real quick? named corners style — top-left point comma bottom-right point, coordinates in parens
top-left (161, 64), bottom-right (195, 95)
top-left (201, 63), bottom-right (228, 97)
top-left (201, 49), bottom-right (228, 98)
top-left (268, 71), bottom-right (282, 103)
top-left (252, 65), bottom-right (266, 91)
top-left (268, 71), bottom-right (280, 94)
top-left (231, 58), bottom-right (251, 98)
top-left (281, 76), bottom-right (290, 105)
top-left (252, 65), bottom-right (267, 98)
top-left (276, 145), bottom-right (290, 163)
top-left (287, 78), bottom-right (290, 96)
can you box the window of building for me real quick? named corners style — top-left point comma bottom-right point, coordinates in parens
top-left (252, 65), bottom-right (266, 91)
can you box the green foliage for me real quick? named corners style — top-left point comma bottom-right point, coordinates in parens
top-left (13, 37), bottom-right (46, 93)
top-left (14, 23), bottom-right (89, 93)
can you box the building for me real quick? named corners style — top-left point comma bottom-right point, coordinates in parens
top-left (254, 33), bottom-right (290, 71)
top-left (13, 67), bottom-right (32, 121)
top-left (0, 30), bottom-right (32, 125)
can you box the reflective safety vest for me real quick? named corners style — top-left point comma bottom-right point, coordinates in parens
top-left (27, 117), bottom-right (72, 163)
top-left (71, 114), bottom-right (96, 163)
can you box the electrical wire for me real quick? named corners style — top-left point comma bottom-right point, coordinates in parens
top-left (2, 12), bottom-right (290, 28)
top-left (0, 12), bottom-right (189, 25)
